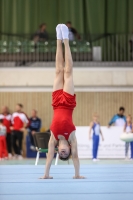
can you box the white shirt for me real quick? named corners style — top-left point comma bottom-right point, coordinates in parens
top-left (126, 125), bottom-right (132, 133)
top-left (0, 125), bottom-right (7, 136)
top-left (115, 118), bottom-right (126, 126)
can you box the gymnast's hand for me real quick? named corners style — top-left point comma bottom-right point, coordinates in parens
top-left (39, 175), bottom-right (53, 179)
top-left (73, 176), bottom-right (85, 179)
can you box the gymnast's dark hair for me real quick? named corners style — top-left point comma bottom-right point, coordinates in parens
top-left (39, 23), bottom-right (46, 29)
top-left (66, 21), bottom-right (71, 24)
top-left (59, 148), bottom-right (71, 161)
top-left (17, 103), bottom-right (23, 108)
top-left (119, 106), bottom-right (125, 111)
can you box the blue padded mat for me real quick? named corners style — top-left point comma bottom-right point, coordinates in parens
top-left (0, 164), bottom-right (133, 200)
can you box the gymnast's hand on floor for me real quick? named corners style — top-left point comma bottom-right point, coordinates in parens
top-left (73, 176), bottom-right (85, 179)
top-left (39, 175), bottom-right (53, 179)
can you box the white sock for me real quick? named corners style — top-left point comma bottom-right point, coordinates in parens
top-left (56, 24), bottom-right (62, 40)
top-left (61, 24), bottom-right (69, 40)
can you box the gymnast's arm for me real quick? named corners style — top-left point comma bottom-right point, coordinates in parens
top-left (70, 132), bottom-right (85, 179)
top-left (89, 122), bottom-right (93, 140)
top-left (40, 134), bottom-right (57, 179)
top-left (123, 124), bottom-right (126, 132)
top-left (108, 115), bottom-right (116, 127)
top-left (100, 127), bottom-right (104, 141)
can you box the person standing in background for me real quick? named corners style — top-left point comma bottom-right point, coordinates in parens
top-left (89, 113), bottom-right (104, 162)
top-left (33, 23), bottom-right (49, 43)
top-left (28, 109), bottom-right (41, 150)
top-left (11, 104), bottom-right (29, 160)
top-left (123, 115), bottom-right (133, 160)
top-left (0, 119), bottom-right (8, 160)
top-left (108, 107), bottom-right (127, 160)
top-left (129, 30), bottom-right (133, 61)
top-left (0, 106), bottom-right (12, 159)
top-left (66, 21), bottom-right (81, 41)
top-left (108, 107), bottom-right (126, 127)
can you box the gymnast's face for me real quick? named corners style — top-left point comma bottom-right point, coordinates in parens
top-left (126, 116), bottom-right (132, 123)
top-left (58, 143), bottom-right (70, 158)
top-left (119, 110), bottom-right (124, 116)
top-left (2, 106), bottom-right (8, 114)
top-left (16, 105), bottom-right (21, 112)
top-left (93, 115), bottom-right (98, 122)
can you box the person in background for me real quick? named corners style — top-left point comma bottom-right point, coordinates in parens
top-left (129, 30), bottom-right (133, 61)
top-left (28, 109), bottom-right (41, 150)
top-left (33, 23), bottom-right (49, 43)
top-left (123, 115), bottom-right (133, 160)
top-left (0, 106), bottom-right (12, 159)
top-left (11, 104), bottom-right (29, 160)
top-left (108, 107), bottom-right (126, 127)
top-left (89, 113), bottom-right (104, 162)
top-left (0, 119), bottom-right (8, 160)
top-left (66, 21), bottom-right (81, 41)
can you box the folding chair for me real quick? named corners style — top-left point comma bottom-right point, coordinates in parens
top-left (33, 132), bottom-right (59, 166)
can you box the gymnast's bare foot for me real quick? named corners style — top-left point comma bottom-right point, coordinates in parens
top-left (73, 176), bottom-right (85, 179)
top-left (39, 175), bottom-right (53, 179)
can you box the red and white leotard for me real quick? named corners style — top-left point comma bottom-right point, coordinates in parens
top-left (50, 89), bottom-right (76, 140)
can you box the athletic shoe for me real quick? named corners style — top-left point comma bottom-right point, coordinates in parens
top-left (30, 145), bottom-right (36, 151)
top-left (8, 153), bottom-right (12, 159)
top-left (18, 155), bottom-right (23, 160)
top-left (125, 156), bottom-right (129, 161)
top-left (12, 154), bottom-right (18, 160)
top-left (96, 159), bottom-right (100, 161)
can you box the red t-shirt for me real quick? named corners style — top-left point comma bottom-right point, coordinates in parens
top-left (50, 89), bottom-right (76, 140)
top-left (0, 114), bottom-right (12, 133)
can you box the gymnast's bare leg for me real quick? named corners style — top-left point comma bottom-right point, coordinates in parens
top-left (40, 24), bottom-right (85, 179)
top-left (62, 25), bottom-right (84, 178)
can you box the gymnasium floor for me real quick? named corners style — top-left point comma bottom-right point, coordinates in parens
top-left (0, 159), bottom-right (133, 200)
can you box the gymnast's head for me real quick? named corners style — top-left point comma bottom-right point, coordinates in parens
top-left (93, 112), bottom-right (99, 122)
top-left (58, 139), bottom-right (71, 161)
top-left (119, 106), bottom-right (125, 116)
top-left (16, 103), bottom-right (23, 112)
top-left (1, 106), bottom-right (9, 114)
top-left (126, 114), bottom-right (132, 123)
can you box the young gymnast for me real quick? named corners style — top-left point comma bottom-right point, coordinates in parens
top-left (89, 113), bottom-right (104, 161)
top-left (40, 24), bottom-right (84, 179)
top-left (0, 119), bottom-right (8, 160)
top-left (123, 115), bottom-right (133, 160)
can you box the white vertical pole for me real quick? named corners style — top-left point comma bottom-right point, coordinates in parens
top-left (35, 151), bottom-right (40, 166)
top-left (55, 153), bottom-right (59, 165)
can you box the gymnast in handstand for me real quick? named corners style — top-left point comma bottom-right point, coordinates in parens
top-left (40, 24), bottom-right (84, 179)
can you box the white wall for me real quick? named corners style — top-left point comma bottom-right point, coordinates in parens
top-left (76, 126), bottom-right (129, 159)
top-left (0, 67), bottom-right (133, 92)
